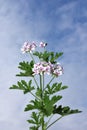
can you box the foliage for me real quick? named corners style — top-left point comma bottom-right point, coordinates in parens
top-left (33, 51), bottom-right (63, 63)
top-left (16, 60), bottom-right (34, 77)
top-left (10, 42), bottom-right (81, 130)
top-left (10, 80), bottom-right (34, 94)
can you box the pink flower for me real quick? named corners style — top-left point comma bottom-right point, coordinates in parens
top-left (39, 42), bottom-right (47, 48)
top-left (21, 42), bottom-right (37, 53)
top-left (31, 42), bottom-right (37, 51)
top-left (32, 62), bottom-right (51, 75)
top-left (32, 61), bottom-right (63, 76)
top-left (52, 63), bottom-right (63, 77)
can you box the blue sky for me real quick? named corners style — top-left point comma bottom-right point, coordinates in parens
top-left (0, 0), bottom-right (87, 130)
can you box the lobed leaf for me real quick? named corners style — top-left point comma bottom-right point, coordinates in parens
top-left (24, 104), bottom-right (35, 111)
top-left (30, 126), bottom-right (39, 130)
top-left (53, 105), bottom-right (82, 116)
top-left (33, 51), bottom-right (63, 63)
top-left (16, 60), bottom-right (34, 77)
top-left (24, 99), bottom-right (42, 111)
top-left (27, 112), bottom-right (41, 130)
top-left (45, 82), bottom-right (68, 95)
top-left (42, 95), bottom-right (62, 116)
top-left (9, 80), bottom-right (35, 94)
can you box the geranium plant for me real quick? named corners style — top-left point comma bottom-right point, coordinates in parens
top-left (10, 41), bottom-right (81, 130)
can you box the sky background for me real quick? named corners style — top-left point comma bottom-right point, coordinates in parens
top-left (0, 0), bottom-right (87, 130)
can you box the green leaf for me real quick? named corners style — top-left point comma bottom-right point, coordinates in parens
top-left (32, 112), bottom-right (39, 123)
top-left (45, 82), bottom-right (68, 95)
top-left (51, 95), bottom-right (62, 104)
top-left (50, 52), bottom-right (63, 64)
top-left (30, 126), bottom-right (39, 130)
top-left (9, 80), bottom-right (35, 94)
top-left (24, 104), bottom-right (35, 111)
top-left (21, 80), bottom-right (27, 87)
top-left (16, 60), bottom-right (34, 77)
top-left (61, 85), bottom-right (68, 90)
top-left (24, 99), bottom-right (42, 111)
top-left (17, 81), bottom-right (24, 89)
top-left (33, 51), bottom-right (63, 63)
top-left (53, 105), bottom-right (82, 116)
top-left (10, 85), bottom-right (19, 89)
top-left (28, 112), bottom-right (41, 130)
top-left (42, 95), bottom-right (62, 116)
top-left (10, 81), bottom-right (25, 90)
top-left (27, 120), bottom-right (36, 124)
top-left (35, 88), bottom-right (42, 98)
top-left (24, 95), bottom-right (62, 115)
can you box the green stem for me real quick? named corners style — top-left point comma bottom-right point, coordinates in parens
top-left (29, 52), bottom-right (35, 63)
top-left (30, 91), bottom-right (40, 100)
top-left (40, 74), bottom-right (45, 130)
top-left (42, 117), bottom-right (44, 129)
top-left (46, 116), bottom-right (63, 130)
top-left (42, 73), bottom-right (44, 91)
top-left (40, 74), bottom-right (42, 91)
top-left (42, 73), bottom-right (45, 130)
top-left (47, 114), bottom-right (54, 126)
top-left (44, 76), bottom-right (55, 90)
top-left (33, 77), bottom-right (39, 88)
top-left (48, 76), bottom-right (55, 85)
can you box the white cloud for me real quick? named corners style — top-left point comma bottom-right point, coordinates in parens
top-left (0, 1), bottom-right (34, 129)
top-left (54, 1), bottom-right (77, 31)
top-left (0, 0), bottom-right (87, 130)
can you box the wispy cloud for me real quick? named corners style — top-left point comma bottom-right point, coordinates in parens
top-left (0, 0), bottom-right (87, 130)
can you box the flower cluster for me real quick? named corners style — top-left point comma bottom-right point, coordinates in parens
top-left (52, 63), bottom-right (63, 76)
top-left (32, 61), bottom-right (63, 77)
top-left (10, 40), bottom-right (81, 130)
top-left (21, 42), bottom-right (37, 53)
top-left (21, 41), bottom-right (63, 77)
top-left (21, 42), bottom-right (47, 53)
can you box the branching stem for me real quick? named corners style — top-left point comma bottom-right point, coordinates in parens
top-left (47, 114), bottom-right (54, 126)
top-left (46, 116), bottom-right (63, 129)
top-left (44, 76), bottom-right (55, 90)
top-left (30, 91), bottom-right (40, 100)
top-left (33, 77), bottom-right (39, 88)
